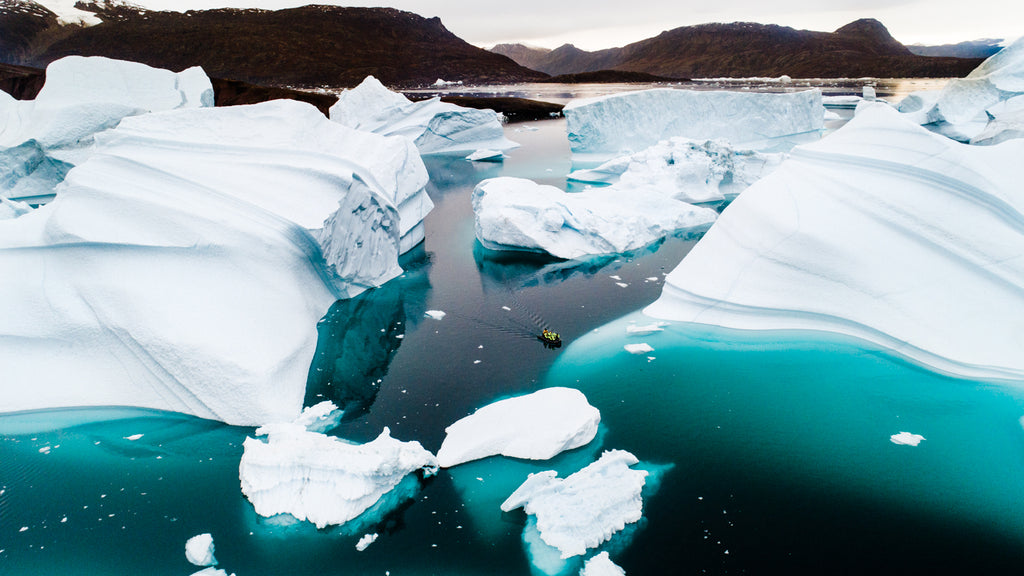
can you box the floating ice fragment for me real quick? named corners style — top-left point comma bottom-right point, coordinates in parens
top-left (124, 434), bottom-right (144, 441)
top-left (890, 432), bottom-right (926, 446)
top-left (615, 283), bottom-right (629, 288)
top-left (626, 322), bottom-right (668, 336)
top-left (425, 310), bottom-right (447, 320)
top-left (466, 149), bottom-right (504, 162)
top-left (609, 275), bottom-right (621, 280)
top-left (356, 533), bottom-right (379, 551)
top-left (185, 533), bottom-right (216, 567)
top-left (293, 401), bottom-right (343, 434)
top-left (624, 343), bottom-right (654, 355)
top-left (581, 551), bottom-right (627, 576)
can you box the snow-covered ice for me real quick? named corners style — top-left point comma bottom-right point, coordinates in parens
top-left (239, 425), bottom-right (437, 529)
top-left (581, 552), bottom-right (626, 576)
top-left (473, 177), bottom-right (717, 259)
top-left (466, 148), bottom-right (504, 162)
top-left (185, 533), bottom-right (217, 567)
top-left (355, 533), bottom-right (379, 551)
top-left (424, 310), bottom-right (447, 320)
top-left (568, 138), bottom-right (785, 204)
top-left (972, 94), bottom-right (1024, 145)
top-left (900, 36), bottom-right (1024, 141)
top-left (501, 450), bottom-right (649, 559)
top-left (890, 432), bottom-right (926, 446)
top-left (623, 343), bottom-right (654, 355)
top-left (330, 76), bottom-right (518, 155)
top-left (0, 99), bottom-right (429, 425)
top-left (0, 56), bottom-right (214, 201)
top-left (563, 88), bottom-right (823, 158)
top-left (645, 103), bottom-right (1024, 381)
top-left (436, 387), bottom-right (601, 468)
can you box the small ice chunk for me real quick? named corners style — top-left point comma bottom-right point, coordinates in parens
top-left (293, 401), bottom-right (344, 434)
top-left (624, 343), bottom-right (654, 355)
top-left (425, 310), bottom-right (446, 320)
top-left (466, 149), bottom-right (504, 162)
top-left (356, 533), bottom-right (379, 551)
top-left (185, 533), bottom-right (216, 567)
top-left (436, 387), bottom-right (600, 468)
top-left (626, 322), bottom-right (668, 336)
top-left (501, 450), bottom-right (648, 558)
top-left (890, 432), bottom-right (925, 446)
top-left (615, 283), bottom-right (629, 288)
top-left (124, 434), bottom-right (144, 441)
top-left (581, 551), bottom-right (627, 575)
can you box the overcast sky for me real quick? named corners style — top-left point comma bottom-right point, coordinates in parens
top-left (120, 0), bottom-right (1022, 51)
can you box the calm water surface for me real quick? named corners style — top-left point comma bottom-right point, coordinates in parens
top-left (4, 91), bottom-right (1024, 575)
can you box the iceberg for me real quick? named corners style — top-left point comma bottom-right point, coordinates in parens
top-left (901, 36), bottom-right (1024, 141)
top-left (239, 424), bottom-right (438, 529)
top-left (0, 56), bottom-right (214, 201)
top-left (563, 88), bottom-right (823, 158)
top-left (890, 432), bottom-right (926, 446)
top-left (568, 138), bottom-right (785, 204)
top-left (185, 533), bottom-right (217, 567)
top-left (0, 99), bottom-right (428, 425)
top-left (971, 94), bottom-right (1024, 145)
top-left (472, 177), bottom-right (717, 259)
top-left (644, 103), bottom-right (1024, 381)
top-left (501, 450), bottom-right (649, 559)
top-left (329, 76), bottom-right (518, 155)
top-left (581, 552), bottom-right (626, 576)
top-left (436, 387), bottom-right (601, 468)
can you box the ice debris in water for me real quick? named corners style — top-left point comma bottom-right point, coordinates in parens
top-left (356, 533), bottom-right (379, 551)
top-left (239, 422), bottom-right (437, 529)
top-left (624, 343), bottom-right (654, 355)
top-left (185, 533), bottom-right (216, 567)
top-left (436, 387), bottom-right (601, 468)
top-left (581, 552), bottom-right (627, 576)
top-left (424, 310), bottom-right (447, 320)
top-left (501, 450), bottom-right (648, 559)
top-left (330, 75), bottom-right (518, 155)
top-left (890, 432), bottom-right (926, 446)
top-left (626, 322), bottom-right (668, 336)
top-left (466, 149), bottom-right (504, 162)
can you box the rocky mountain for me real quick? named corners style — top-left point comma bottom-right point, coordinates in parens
top-left (492, 19), bottom-right (983, 78)
top-left (0, 1), bottom-right (547, 88)
top-left (908, 38), bottom-right (1005, 59)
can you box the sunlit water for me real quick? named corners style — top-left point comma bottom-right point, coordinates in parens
top-left (5, 82), bottom-right (1024, 575)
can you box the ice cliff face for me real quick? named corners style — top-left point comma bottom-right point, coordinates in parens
top-left (330, 75), bottom-right (519, 155)
top-left (0, 98), bottom-right (431, 425)
top-left (239, 424), bottom-right (437, 529)
top-left (645, 103), bottom-right (1024, 382)
top-left (436, 387), bottom-right (601, 468)
top-left (563, 88), bottom-right (824, 158)
top-left (472, 176), bottom-right (717, 259)
top-left (0, 56), bottom-right (213, 201)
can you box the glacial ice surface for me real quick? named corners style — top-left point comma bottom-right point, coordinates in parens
top-left (563, 88), bottom-right (823, 158)
top-left (568, 137), bottom-right (786, 204)
top-left (644, 103), bottom-right (1024, 381)
top-left (239, 424), bottom-right (438, 529)
top-left (0, 99), bottom-right (428, 425)
top-left (472, 176), bottom-right (717, 259)
top-left (972, 94), bottom-right (1024, 145)
top-left (330, 75), bottom-right (518, 155)
top-left (501, 450), bottom-right (648, 559)
top-left (436, 387), bottom-right (601, 468)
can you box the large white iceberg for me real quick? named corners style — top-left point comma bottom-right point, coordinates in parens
top-left (501, 450), bottom-right (649, 559)
top-left (900, 36), bottom-right (1024, 142)
top-left (0, 99), bottom-right (429, 425)
top-left (472, 177), bottom-right (717, 259)
top-left (239, 424), bottom-right (438, 529)
top-left (0, 56), bottom-right (213, 201)
top-left (568, 137), bottom-right (785, 204)
top-left (563, 88), bottom-right (823, 158)
top-left (645, 102), bottom-right (1024, 382)
top-left (436, 387), bottom-right (601, 468)
top-left (329, 75), bottom-right (518, 155)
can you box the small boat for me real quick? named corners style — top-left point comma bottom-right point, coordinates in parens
top-left (539, 330), bottom-right (562, 349)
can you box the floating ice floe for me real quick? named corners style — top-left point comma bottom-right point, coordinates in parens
top-left (355, 532), bottom-right (379, 551)
top-left (501, 450), bottom-right (648, 559)
top-left (563, 88), bottom-right (823, 159)
top-left (899, 36), bottom-right (1024, 142)
top-left (473, 177), bottom-right (717, 259)
top-left (890, 432), bottom-right (926, 446)
top-left (623, 343), bottom-right (654, 355)
top-left (645, 103), bottom-right (1024, 381)
top-left (466, 148), bottom-right (504, 162)
top-left (239, 424), bottom-right (437, 529)
top-left (436, 387), bottom-right (601, 468)
top-left (190, 569), bottom-right (234, 576)
top-left (581, 552), bottom-right (627, 576)
top-left (185, 533), bottom-right (217, 567)
top-left (0, 98), bottom-right (429, 425)
top-left (424, 310), bottom-right (447, 320)
top-left (625, 322), bottom-right (668, 336)
top-left (568, 137), bottom-right (785, 204)
top-left (330, 75), bottom-right (518, 155)
top-left (0, 56), bottom-right (213, 202)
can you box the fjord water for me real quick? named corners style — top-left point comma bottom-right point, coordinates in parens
top-left (4, 103), bottom-right (1024, 575)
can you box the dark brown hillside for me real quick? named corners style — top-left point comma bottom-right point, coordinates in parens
top-left (0, 0), bottom-right (59, 61)
top-left (23, 4), bottom-right (547, 87)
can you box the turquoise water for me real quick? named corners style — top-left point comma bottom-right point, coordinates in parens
top-left (4, 115), bottom-right (1024, 574)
